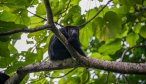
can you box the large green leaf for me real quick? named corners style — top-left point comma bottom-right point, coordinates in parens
top-left (0, 10), bottom-right (30, 25)
top-left (98, 39), bottom-right (122, 55)
top-left (103, 11), bottom-right (122, 38)
top-left (36, 3), bottom-right (46, 15)
top-left (126, 32), bottom-right (139, 47)
top-left (80, 23), bottom-right (93, 47)
top-left (0, 11), bottom-right (16, 22)
top-left (93, 17), bottom-right (109, 41)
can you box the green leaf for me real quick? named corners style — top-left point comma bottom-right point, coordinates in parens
top-left (80, 23), bottom-right (93, 47)
top-left (0, 57), bottom-right (11, 68)
top-left (25, 52), bottom-right (37, 64)
top-left (1, 0), bottom-right (29, 8)
top-left (0, 11), bottom-right (16, 22)
top-left (36, 3), bottom-right (46, 15)
top-left (80, 69), bottom-right (89, 84)
top-left (36, 48), bottom-right (43, 61)
top-left (8, 44), bottom-right (18, 54)
top-left (139, 26), bottom-right (146, 38)
top-left (0, 20), bottom-right (26, 32)
top-left (113, 5), bottom-right (129, 16)
top-left (126, 32), bottom-right (139, 47)
top-left (5, 62), bottom-right (24, 73)
top-left (144, 1), bottom-right (146, 6)
top-left (61, 5), bottom-right (82, 25)
top-left (86, 9), bottom-right (97, 20)
top-left (98, 39), bottom-right (122, 55)
top-left (104, 11), bottom-right (122, 38)
top-left (51, 70), bottom-right (62, 78)
top-left (0, 36), bottom-right (10, 42)
top-left (15, 10), bottom-right (30, 25)
top-left (90, 53), bottom-right (102, 59)
top-left (91, 52), bottom-right (112, 60)
top-left (51, 0), bottom-right (66, 16)
top-left (0, 10), bottom-right (30, 25)
top-left (119, 0), bottom-right (141, 6)
top-left (0, 41), bottom-right (10, 57)
top-left (133, 23), bottom-right (141, 34)
top-left (93, 17), bottom-right (109, 41)
top-left (29, 16), bottom-right (44, 28)
top-left (59, 76), bottom-right (80, 84)
top-left (70, 0), bottom-right (80, 5)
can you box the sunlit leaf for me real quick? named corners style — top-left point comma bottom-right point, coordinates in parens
top-left (80, 23), bottom-right (93, 47)
top-left (126, 32), bottom-right (139, 47)
top-left (98, 39), bottom-right (122, 55)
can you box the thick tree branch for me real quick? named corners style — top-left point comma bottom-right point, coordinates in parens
top-left (5, 59), bottom-right (77, 84)
top-left (5, 56), bottom-right (146, 84)
top-left (80, 56), bottom-right (146, 74)
top-left (44, 0), bottom-right (54, 25)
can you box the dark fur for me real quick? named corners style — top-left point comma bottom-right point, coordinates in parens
top-left (48, 27), bottom-right (85, 60)
top-left (0, 72), bottom-right (9, 84)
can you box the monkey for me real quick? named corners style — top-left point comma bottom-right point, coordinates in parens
top-left (0, 72), bottom-right (10, 84)
top-left (48, 26), bottom-right (86, 60)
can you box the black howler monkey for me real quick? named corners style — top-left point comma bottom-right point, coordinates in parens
top-left (48, 26), bottom-right (85, 60)
top-left (0, 72), bottom-right (9, 84)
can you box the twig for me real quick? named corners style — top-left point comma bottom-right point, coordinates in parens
top-left (120, 45), bottom-right (146, 61)
top-left (48, 68), bottom-right (76, 78)
top-left (123, 75), bottom-right (128, 84)
top-left (104, 72), bottom-right (110, 84)
top-left (59, 0), bottom-right (71, 15)
top-left (27, 10), bottom-right (47, 21)
top-left (78, 0), bottom-right (112, 28)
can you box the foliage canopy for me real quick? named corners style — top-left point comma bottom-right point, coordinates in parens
top-left (0, 0), bottom-right (146, 84)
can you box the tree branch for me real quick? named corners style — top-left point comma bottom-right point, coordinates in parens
top-left (5, 56), bottom-right (146, 84)
top-left (5, 59), bottom-right (77, 84)
top-left (0, 25), bottom-right (50, 36)
top-left (44, 0), bottom-right (54, 25)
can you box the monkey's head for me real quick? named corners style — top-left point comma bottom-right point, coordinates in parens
top-left (64, 26), bottom-right (79, 40)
